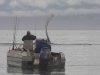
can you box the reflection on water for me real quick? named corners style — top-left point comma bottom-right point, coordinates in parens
top-left (7, 66), bottom-right (65, 75)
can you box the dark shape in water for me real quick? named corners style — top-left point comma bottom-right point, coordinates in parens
top-left (7, 66), bottom-right (65, 75)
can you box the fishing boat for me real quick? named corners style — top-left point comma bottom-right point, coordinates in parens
top-left (7, 16), bottom-right (66, 72)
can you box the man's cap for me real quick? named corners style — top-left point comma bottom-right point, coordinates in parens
top-left (27, 31), bottom-right (31, 35)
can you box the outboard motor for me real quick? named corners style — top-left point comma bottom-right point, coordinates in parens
top-left (39, 47), bottom-right (51, 70)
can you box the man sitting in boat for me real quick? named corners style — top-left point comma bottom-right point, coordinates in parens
top-left (22, 31), bottom-right (36, 51)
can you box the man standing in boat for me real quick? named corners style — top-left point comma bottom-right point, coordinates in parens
top-left (22, 31), bottom-right (36, 51)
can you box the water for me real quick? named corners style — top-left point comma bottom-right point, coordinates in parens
top-left (0, 30), bottom-right (100, 75)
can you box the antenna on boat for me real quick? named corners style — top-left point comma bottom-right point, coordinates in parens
top-left (45, 14), bottom-right (54, 43)
top-left (12, 16), bottom-right (17, 50)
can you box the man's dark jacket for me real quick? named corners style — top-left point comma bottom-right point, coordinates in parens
top-left (22, 34), bottom-right (36, 41)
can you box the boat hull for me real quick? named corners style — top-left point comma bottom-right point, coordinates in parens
top-left (7, 49), bottom-right (65, 71)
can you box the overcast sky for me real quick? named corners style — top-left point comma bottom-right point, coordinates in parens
top-left (0, 0), bottom-right (100, 30)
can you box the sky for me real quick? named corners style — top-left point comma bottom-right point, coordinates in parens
top-left (0, 0), bottom-right (100, 30)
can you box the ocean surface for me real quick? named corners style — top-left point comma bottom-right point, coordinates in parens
top-left (0, 30), bottom-right (100, 75)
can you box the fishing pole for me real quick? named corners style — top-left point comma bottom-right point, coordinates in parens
top-left (12, 16), bottom-right (17, 50)
top-left (45, 15), bottom-right (54, 44)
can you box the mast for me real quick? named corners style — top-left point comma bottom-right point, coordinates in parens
top-left (45, 15), bottom-right (54, 43)
top-left (12, 16), bottom-right (17, 50)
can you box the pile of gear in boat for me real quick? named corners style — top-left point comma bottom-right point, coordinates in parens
top-left (7, 31), bottom-right (65, 71)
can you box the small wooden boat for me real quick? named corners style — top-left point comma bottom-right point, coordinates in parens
top-left (7, 39), bottom-right (65, 71)
top-left (7, 15), bottom-right (65, 72)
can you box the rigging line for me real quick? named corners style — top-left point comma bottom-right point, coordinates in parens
top-left (32, 17), bottom-right (36, 36)
top-left (35, 24), bottom-right (36, 35)
top-left (34, 23), bottom-right (36, 36)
